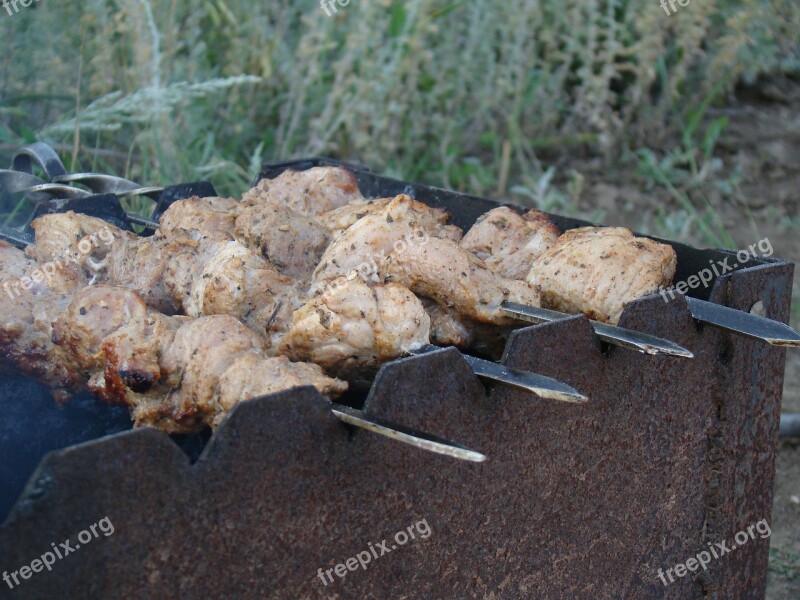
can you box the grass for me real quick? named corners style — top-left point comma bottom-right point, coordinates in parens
top-left (769, 547), bottom-right (800, 581)
top-left (0, 1), bottom-right (798, 268)
top-left (0, 0), bottom-right (798, 192)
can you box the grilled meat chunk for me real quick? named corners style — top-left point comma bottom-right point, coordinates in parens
top-left (216, 353), bottom-right (348, 426)
top-left (27, 212), bottom-right (302, 341)
top-left (527, 226), bottom-right (677, 324)
top-left (27, 211), bottom-right (127, 284)
top-left (156, 196), bottom-right (241, 242)
top-left (177, 240), bottom-right (301, 349)
top-left (279, 276), bottom-right (430, 378)
top-left (0, 242), bottom-right (82, 401)
top-left (51, 285), bottom-right (182, 404)
top-left (141, 314), bottom-right (345, 432)
top-left (313, 195), bottom-right (540, 325)
top-left (380, 235), bottom-right (541, 325)
top-left (28, 212), bottom-right (174, 312)
top-left (242, 166), bottom-right (363, 217)
top-left (313, 195), bottom-right (463, 285)
top-left (234, 203), bottom-right (330, 280)
top-left (318, 197), bottom-right (461, 241)
top-left (317, 198), bottom-right (393, 239)
top-left (1, 267), bottom-right (347, 433)
top-left (106, 236), bottom-right (175, 313)
top-left (461, 207), bottom-right (560, 280)
top-left (421, 297), bottom-right (474, 348)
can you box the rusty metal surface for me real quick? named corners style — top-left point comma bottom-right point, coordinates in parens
top-left (0, 159), bottom-right (792, 599)
top-left (0, 259), bottom-right (791, 599)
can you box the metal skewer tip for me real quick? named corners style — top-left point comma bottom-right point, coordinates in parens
top-left (501, 301), bottom-right (694, 359)
top-left (408, 345), bottom-right (588, 403)
top-left (686, 296), bottom-right (800, 348)
top-left (461, 354), bottom-right (588, 403)
top-left (330, 404), bottom-right (487, 463)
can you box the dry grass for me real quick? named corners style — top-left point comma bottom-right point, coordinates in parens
top-left (1, 0), bottom-right (798, 197)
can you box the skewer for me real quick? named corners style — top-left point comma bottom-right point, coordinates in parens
top-left (52, 173), bottom-right (165, 200)
top-left (0, 171), bottom-right (90, 203)
top-left (331, 403), bottom-right (486, 462)
top-left (409, 345), bottom-right (587, 403)
top-left (461, 353), bottom-right (588, 403)
top-left (780, 413), bottom-right (800, 438)
top-left (685, 296), bottom-right (800, 347)
top-left (0, 169), bottom-right (47, 193)
top-left (500, 301), bottom-right (694, 358)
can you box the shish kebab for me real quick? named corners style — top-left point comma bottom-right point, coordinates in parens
top-left (20, 162), bottom-right (704, 416)
top-left (29, 166), bottom-right (688, 369)
top-left (235, 167), bottom-right (800, 349)
top-left (459, 205), bottom-right (800, 348)
top-left (99, 166), bottom-right (699, 356)
top-left (282, 169), bottom-right (798, 348)
top-left (6, 162), bottom-right (792, 462)
top-left (27, 177), bottom-right (586, 402)
top-left (17, 159), bottom-right (800, 346)
top-left (0, 240), bottom-right (485, 462)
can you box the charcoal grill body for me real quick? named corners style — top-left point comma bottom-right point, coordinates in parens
top-left (0, 159), bottom-right (791, 599)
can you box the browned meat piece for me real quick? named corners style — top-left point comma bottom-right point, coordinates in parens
top-left (26, 211), bottom-right (129, 285)
top-left (379, 235), bottom-right (541, 325)
top-left (26, 212), bottom-right (301, 341)
top-left (420, 297), bottom-right (514, 359)
top-left (0, 241), bottom-right (85, 401)
top-left (216, 353), bottom-right (348, 427)
top-left (242, 167), bottom-right (364, 217)
top-left (528, 226), bottom-right (677, 324)
top-left (50, 285), bottom-right (183, 405)
top-left (421, 298), bottom-right (474, 348)
top-left (122, 313), bottom-right (345, 433)
top-left (176, 240), bottom-right (301, 349)
top-left (156, 196), bottom-right (241, 242)
top-left (317, 198), bottom-right (392, 239)
top-left (313, 194), bottom-right (465, 286)
top-left (27, 213), bottom-right (175, 313)
top-left (1, 270), bottom-right (347, 433)
top-left (105, 235), bottom-right (175, 314)
top-left (52, 285), bottom-right (151, 371)
top-left (461, 207), bottom-right (560, 280)
top-left (318, 197), bottom-right (462, 241)
top-left (234, 203), bottom-right (331, 280)
top-left (6, 235), bottom-right (86, 296)
top-left (311, 197), bottom-right (540, 325)
top-left (279, 276), bottom-right (430, 378)
top-left (153, 315), bottom-right (265, 430)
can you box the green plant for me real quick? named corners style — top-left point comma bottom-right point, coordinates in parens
top-left (769, 547), bottom-right (800, 580)
top-left (1, 0), bottom-right (798, 200)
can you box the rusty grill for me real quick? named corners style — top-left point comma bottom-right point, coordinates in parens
top-left (0, 146), bottom-right (794, 599)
